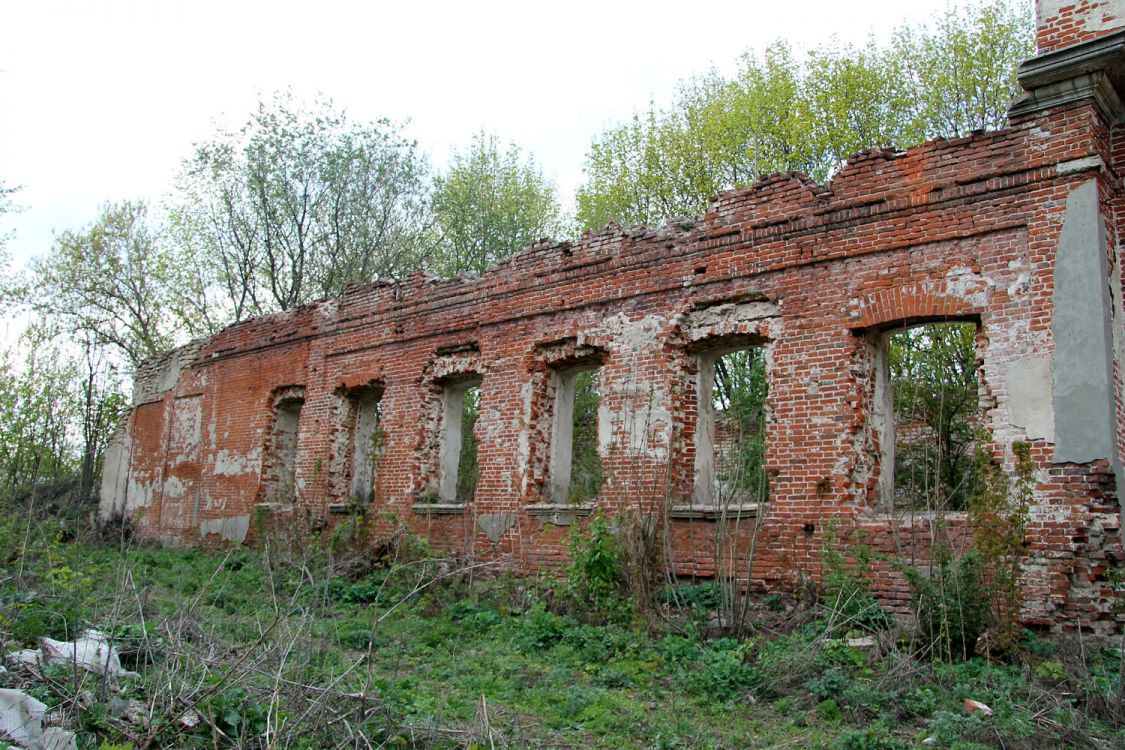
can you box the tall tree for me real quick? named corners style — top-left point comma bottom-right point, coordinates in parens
top-left (890, 0), bottom-right (1032, 138)
top-left (29, 201), bottom-right (175, 367)
top-left (172, 94), bottom-right (433, 322)
top-left (0, 180), bottom-right (15, 253)
top-left (430, 132), bottom-right (563, 275)
top-left (576, 0), bottom-right (1033, 231)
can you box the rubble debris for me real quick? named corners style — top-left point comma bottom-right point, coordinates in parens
top-left (6, 630), bottom-right (138, 679)
top-left (0, 688), bottom-right (77, 750)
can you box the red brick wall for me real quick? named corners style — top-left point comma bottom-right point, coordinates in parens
top-left (104, 47), bottom-right (1125, 634)
top-left (1036, 0), bottom-right (1124, 54)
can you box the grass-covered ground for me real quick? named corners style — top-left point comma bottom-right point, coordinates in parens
top-left (1, 510), bottom-right (1123, 749)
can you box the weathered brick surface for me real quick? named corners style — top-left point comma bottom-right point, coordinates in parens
top-left (102, 8), bottom-right (1125, 635)
top-left (1037, 0), bottom-right (1125, 53)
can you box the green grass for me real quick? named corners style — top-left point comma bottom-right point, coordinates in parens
top-left (1, 514), bottom-right (1123, 749)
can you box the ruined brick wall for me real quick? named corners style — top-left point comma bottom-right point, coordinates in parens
top-left (1037, 0), bottom-right (1124, 53)
top-left (101, 6), bottom-right (1125, 635)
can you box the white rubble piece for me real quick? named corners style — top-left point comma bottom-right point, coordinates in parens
top-left (5, 650), bottom-right (43, 669)
top-left (39, 630), bottom-right (139, 679)
top-left (0, 688), bottom-right (77, 750)
top-left (6, 630), bottom-right (138, 679)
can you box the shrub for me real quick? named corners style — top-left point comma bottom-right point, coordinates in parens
top-left (967, 440), bottom-right (1033, 655)
top-left (690, 641), bottom-right (761, 701)
top-left (903, 545), bottom-right (987, 661)
top-left (567, 513), bottom-right (630, 623)
top-left (821, 535), bottom-right (892, 633)
top-left (516, 602), bottom-right (568, 650)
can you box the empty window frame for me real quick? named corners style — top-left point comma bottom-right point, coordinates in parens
top-left (348, 386), bottom-right (384, 504)
top-left (694, 346), bottom-right (768, 507)
top-left (263, 387), bottom-right (305, 504)
top-left (873, 321), bottom-right (981, 510)
top-left (438, 378), bottom-right (482, 503)
top-left (548, 365), bottom-right (604, 503)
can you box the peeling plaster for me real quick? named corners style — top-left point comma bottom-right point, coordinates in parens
top-left (1038, 0), bottom-right (1124, 33)
top-left (163, 475), bottom-right (187, 499)
top-left (1006, 356), bottom-right (1055, 441)
top-left (199, 515), bottom-right (250, 544)
top-left (124, 477), bottom-right (155, 511)
top-left (942, 266), bottom-right (991, 306)
top-left (477, 512), bottom-right (514, 543)
top-left (213, 449), bottom-right (260, 476)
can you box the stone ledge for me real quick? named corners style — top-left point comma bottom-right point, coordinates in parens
top-left (411, 502), bottom-right (467, 516)
top-left (525, 503), bottom-right (596, 525)
top-left (668, 503), bottom-right (761, 521)
top-left (327, 502), bottom-right (365, 515)
top-left (1010, 31), bottom-right (1125, 120)
top-left (870, 509), bottom-right (970, 522)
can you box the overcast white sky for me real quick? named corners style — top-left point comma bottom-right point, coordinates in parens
top-left (0, 1), bottom-right (981, 268)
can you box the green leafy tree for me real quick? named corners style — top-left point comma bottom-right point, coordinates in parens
top-left (172, 93), bottom-right (433, 323)
top-left (0, 322), bottom-right (123, 502)
top-left (0, 336), bottom-right (78, 495)
top-left (576, 0), bottom-right (1033, 231)
top-left (0, 180), bottom-right (21, 303)
top-left (891, 0), bottom-right (1032, 138)
top-left (29, 201), bottom-right (176, 367)
top-left (431, 131), bottom-right (563, 275)
top-left (0, 179), bottom-right (16, 252)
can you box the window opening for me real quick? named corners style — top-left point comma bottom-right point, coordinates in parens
top-left (350, 388), bottom-right (384, 503)
top-left (695, 347), bottom-right (768, 506)
top-left (549, 366), bottom-right (604, 503)
top-left (880, 321), bottom-right (981, 510)
top-left (264, 390), bottom-right (304, 504)
top-left (438, 378), bottom-right (481, 502)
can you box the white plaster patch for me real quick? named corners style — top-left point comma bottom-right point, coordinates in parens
top-left (155, 350), bottom-right (183, 393)
top-left (98, 429), bottom-right (132, 521)
top-left (163, 475), bottom-right (187, 499)
top-left (604, 380), bottom-right (674, 460)
top-left (171, 396), bottom-right (202, 450)
top-left (1006, 356), bottom-right (1055, 441)
top-left (1030, 503), bottom-right (1072, 524)
top-left (199, 515), bottom-right (250, 543)
top-left (590, 313), bottom-right (666, 350)
top-left (683, 301), bottom-right (780, 343)
top-left (482, 407), bottom-right (505, 439)
top-left (125, 477), bottom-right (155, 511)
top-left (1038, 0), bottom-right (1124, 33)
top-left (516, 380), bottom-right (534, 492)
top-left (1007, 273), bottom-right (1031, 298)
top-left (943, 267), bottom-right (991, 306)
top-left (213, 449), bottom-right (259, 476)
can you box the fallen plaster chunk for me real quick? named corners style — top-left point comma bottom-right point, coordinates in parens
top-left (0, 688), bottom-right (78, 750)
top-left (39, 630), bottom-right (139, 679)
top-left (5, 650), bottom-right (42, 669)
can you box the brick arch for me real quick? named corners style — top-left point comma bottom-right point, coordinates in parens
top-left (847, 282), bottom-right (983, 331)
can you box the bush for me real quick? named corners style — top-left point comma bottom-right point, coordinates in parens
top-left (903, 546), bottom-right (987, 661)
top-left (567, 513), bottom-right (630, 623)
top-left (516, 602), bottom-right (569, 650)
top-left (821, 536), bottom-right (892, 633)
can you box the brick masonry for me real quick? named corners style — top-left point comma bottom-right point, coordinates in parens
top-left (102, 5), bottom-right (1125, 635)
